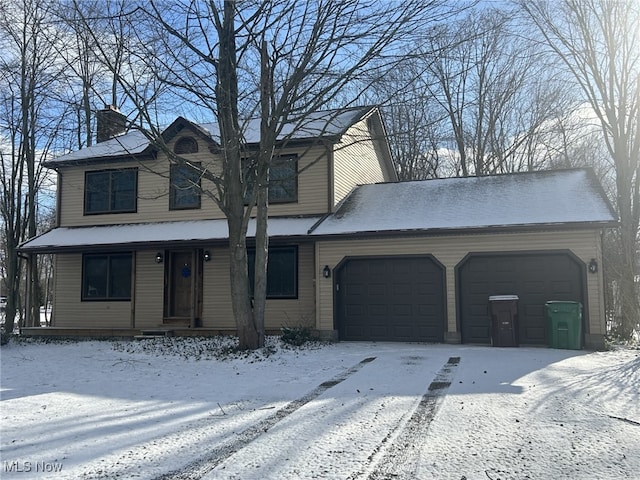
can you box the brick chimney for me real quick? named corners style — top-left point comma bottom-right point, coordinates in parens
top-left (96, 105), bottom-right (127, 143)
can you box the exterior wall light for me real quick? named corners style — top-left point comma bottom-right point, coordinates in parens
top-left (588, 258), bottom-right (598, 274)
top-left (155, 252), bottom-right (163, 264)
top-left (203, 250), bottom-right (211, 262)
top-left (323, 265), bottom-right (331, 278)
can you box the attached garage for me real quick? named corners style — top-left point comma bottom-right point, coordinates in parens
top-left (457, 251), bottom-right (585, 345)
top-left (335, 256), bottom-right (445, 342)
top-left (313, 168), bottom-right (616, 348)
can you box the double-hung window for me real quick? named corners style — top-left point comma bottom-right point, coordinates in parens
top-left (170, 163), bottom-right (201, 210)
top-left (85, 168), bottom-right (137, 214)
top-left (247, 246), bottom-right (298, 298)
top-left (244, 155), bottom-right (298, 204)
top-left (82, 253), bottom-right (132, 301)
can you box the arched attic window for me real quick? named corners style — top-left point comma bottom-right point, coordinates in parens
top-left (174, 136), bottom-right (198, 154)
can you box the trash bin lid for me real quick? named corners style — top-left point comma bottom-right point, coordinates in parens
top-left (489, 295), bottom-right (519, 301)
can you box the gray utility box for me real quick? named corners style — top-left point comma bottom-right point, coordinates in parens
top-left (489, 295), bottom-right (519, 347)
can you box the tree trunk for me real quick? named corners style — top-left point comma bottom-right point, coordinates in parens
top-left (2, 250), bottom-right (20, 334)
top-left (615, 165), bottom-right (640, 338)
top-left (217, 0), bottom-right (260, 350)
top-left (250, 39), bottom-right (274, 349)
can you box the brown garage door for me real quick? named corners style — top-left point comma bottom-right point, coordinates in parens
top-left (458, 252), bottom-right (585, 345)
top-left (336, 256), bottom-right (445, 342)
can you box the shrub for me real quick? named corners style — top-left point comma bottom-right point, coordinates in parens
top-left (280, 325), bottom-right (313, 346)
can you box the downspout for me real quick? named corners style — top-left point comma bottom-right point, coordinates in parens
top-left (190, 250), bottom-right (197, 329)
top-left (55, 170), bottom-right (62, 227)
top-left (131, 251), bottom-right (137, 330)
top-left (600, 228), bottom-right (608, 337)
top-left (326, 141), bottom-right (334, 213)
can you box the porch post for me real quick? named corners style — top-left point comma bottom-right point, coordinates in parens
top-left (190, 250), bottom-right (197, 329)
top-left (24, 253), bottom-right (32, 329)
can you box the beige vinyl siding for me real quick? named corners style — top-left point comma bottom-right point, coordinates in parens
top-left (58, 140), bottom-right (330, 227)
top-left (58, 139), bottom-right (225, 226)
top-left (332, 117), bottom-right (393, 208)
top-left (316, 229), bottom-right (605, 338)
top-left (51, 253), bottom-right (132, 328)
top-left (202, 242), bottom-right (316, 329)
top-left (133, 250), bottom-right (164, 328)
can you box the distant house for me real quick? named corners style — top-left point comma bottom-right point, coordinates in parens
top-left (19, 105), bottom-right (617, 349)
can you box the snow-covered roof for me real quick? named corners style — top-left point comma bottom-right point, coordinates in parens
top-left (47, 106), bottom-right (375, 166)
top-left (19, 169), bottom-right (615, 253)
top-left (47, 130), bottom-right (152, 165)
top-left (19, 217), bottom-right (322, 253)
top-left (310, 169), bottom-right (617, 236)
top-left (199, 106), bottom-right (373, 144)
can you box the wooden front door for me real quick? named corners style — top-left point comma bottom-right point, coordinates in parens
top-left (164, 250), bottom-right (202, 324)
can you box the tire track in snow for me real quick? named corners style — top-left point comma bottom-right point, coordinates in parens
top-left (363, 356), bottom-right (460, 480)
top-left (154, 356), bottom-right (377, 480)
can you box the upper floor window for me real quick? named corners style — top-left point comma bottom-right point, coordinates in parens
top-left (170, 163), bottom-right (201, 210)
top-left (244, 155), bottom-right (298, 204)
top-left (85, 168), bottom-right (137, 215)
top-left (174, 136), bottom-right (198, 154)
top-left (82, 252), bottom-right (132, 301)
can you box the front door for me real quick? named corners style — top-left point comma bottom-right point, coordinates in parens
top-left (164, 250), bottom-right (202, 325)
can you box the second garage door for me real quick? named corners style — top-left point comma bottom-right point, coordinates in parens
top-left (335, 256), bottom-right (445, 342)
top-left (458, 252), bottom-right (585, 345)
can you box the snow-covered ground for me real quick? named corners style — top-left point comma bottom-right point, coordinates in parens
top-left (0, 337), bottom-right (638, 479)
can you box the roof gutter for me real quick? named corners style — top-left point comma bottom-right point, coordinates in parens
top-left (308, 220), bottom-right (620, 241)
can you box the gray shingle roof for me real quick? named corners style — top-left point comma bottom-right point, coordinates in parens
top-left (310, 168), bottom-right (617, 236)
top-left (19, 217), bottom-right (322, 253)
top-left (47, 106), bottom-right (375, 166)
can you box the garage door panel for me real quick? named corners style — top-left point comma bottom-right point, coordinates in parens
top-left (523, 280), bottom-right (544, 292)
top-left (346, 304), bottom-right (364, 316)
top-left (495, 259), bottom-right (516, 272)
top-left (391, 261), bottom-right (411, 274)
top-left (392, 304), bottom-right (412, 316)
top-left (337, 257), bottom-right (445, 342)
top-left (345, 282), bottom-right (365, 295)
top-left (368, 262), bottom-right (388, 275)
top-left (416, 304), bottom-right (442, 319)
top-left (414, 282), bottom-right (436, 295)
top-left (524, 326), bottom-right (545, 342)
top-left (468, 258), bottom-right (490, 272)
top-left (459, 253), bottom-right (583, 345)
top-left (524, 304), bottom-right (544, 317)
top-left (392, 283), bottom-right (412, 295)
top-left (367, 283), bottom-right (386, 296)
top-left (467, 324), bottom-right (491, 343)
top-left (369, 304), bottom-right (387, 316)
top-left (551, 280), bottom-right (573, 294)
top-left (419, 325), bottom-right (442, 338)
top-left (494, 282), bottom-right (515, 293)
top-left (467, 281), bottom-right (490, 295)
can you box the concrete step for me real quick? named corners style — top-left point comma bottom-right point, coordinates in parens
top-left (135, 329), bottom-right (175, 339)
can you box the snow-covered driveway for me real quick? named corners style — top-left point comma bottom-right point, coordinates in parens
top-left (1, 339), bottom-right (638, 479)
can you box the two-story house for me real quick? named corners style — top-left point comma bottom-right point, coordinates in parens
top-left (19, 105), bottom-right (617, 349)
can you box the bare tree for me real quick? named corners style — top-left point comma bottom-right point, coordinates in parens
top-left (419, 7), bottom-right (563, 177)
top-left (368, 63), bottom-right (445, 180)
top-left (522, 0), bottom-right (640, 339)
top-left (0, 0), bottom-right (63, 332)
top-left (65, 0), bottom-right (461, 349)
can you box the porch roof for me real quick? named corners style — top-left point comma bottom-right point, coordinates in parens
top-left (18, 216), bottom-right (323, 253)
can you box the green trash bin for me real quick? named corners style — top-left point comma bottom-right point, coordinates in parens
top-left (546, 301), bottom-right (582, 350)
